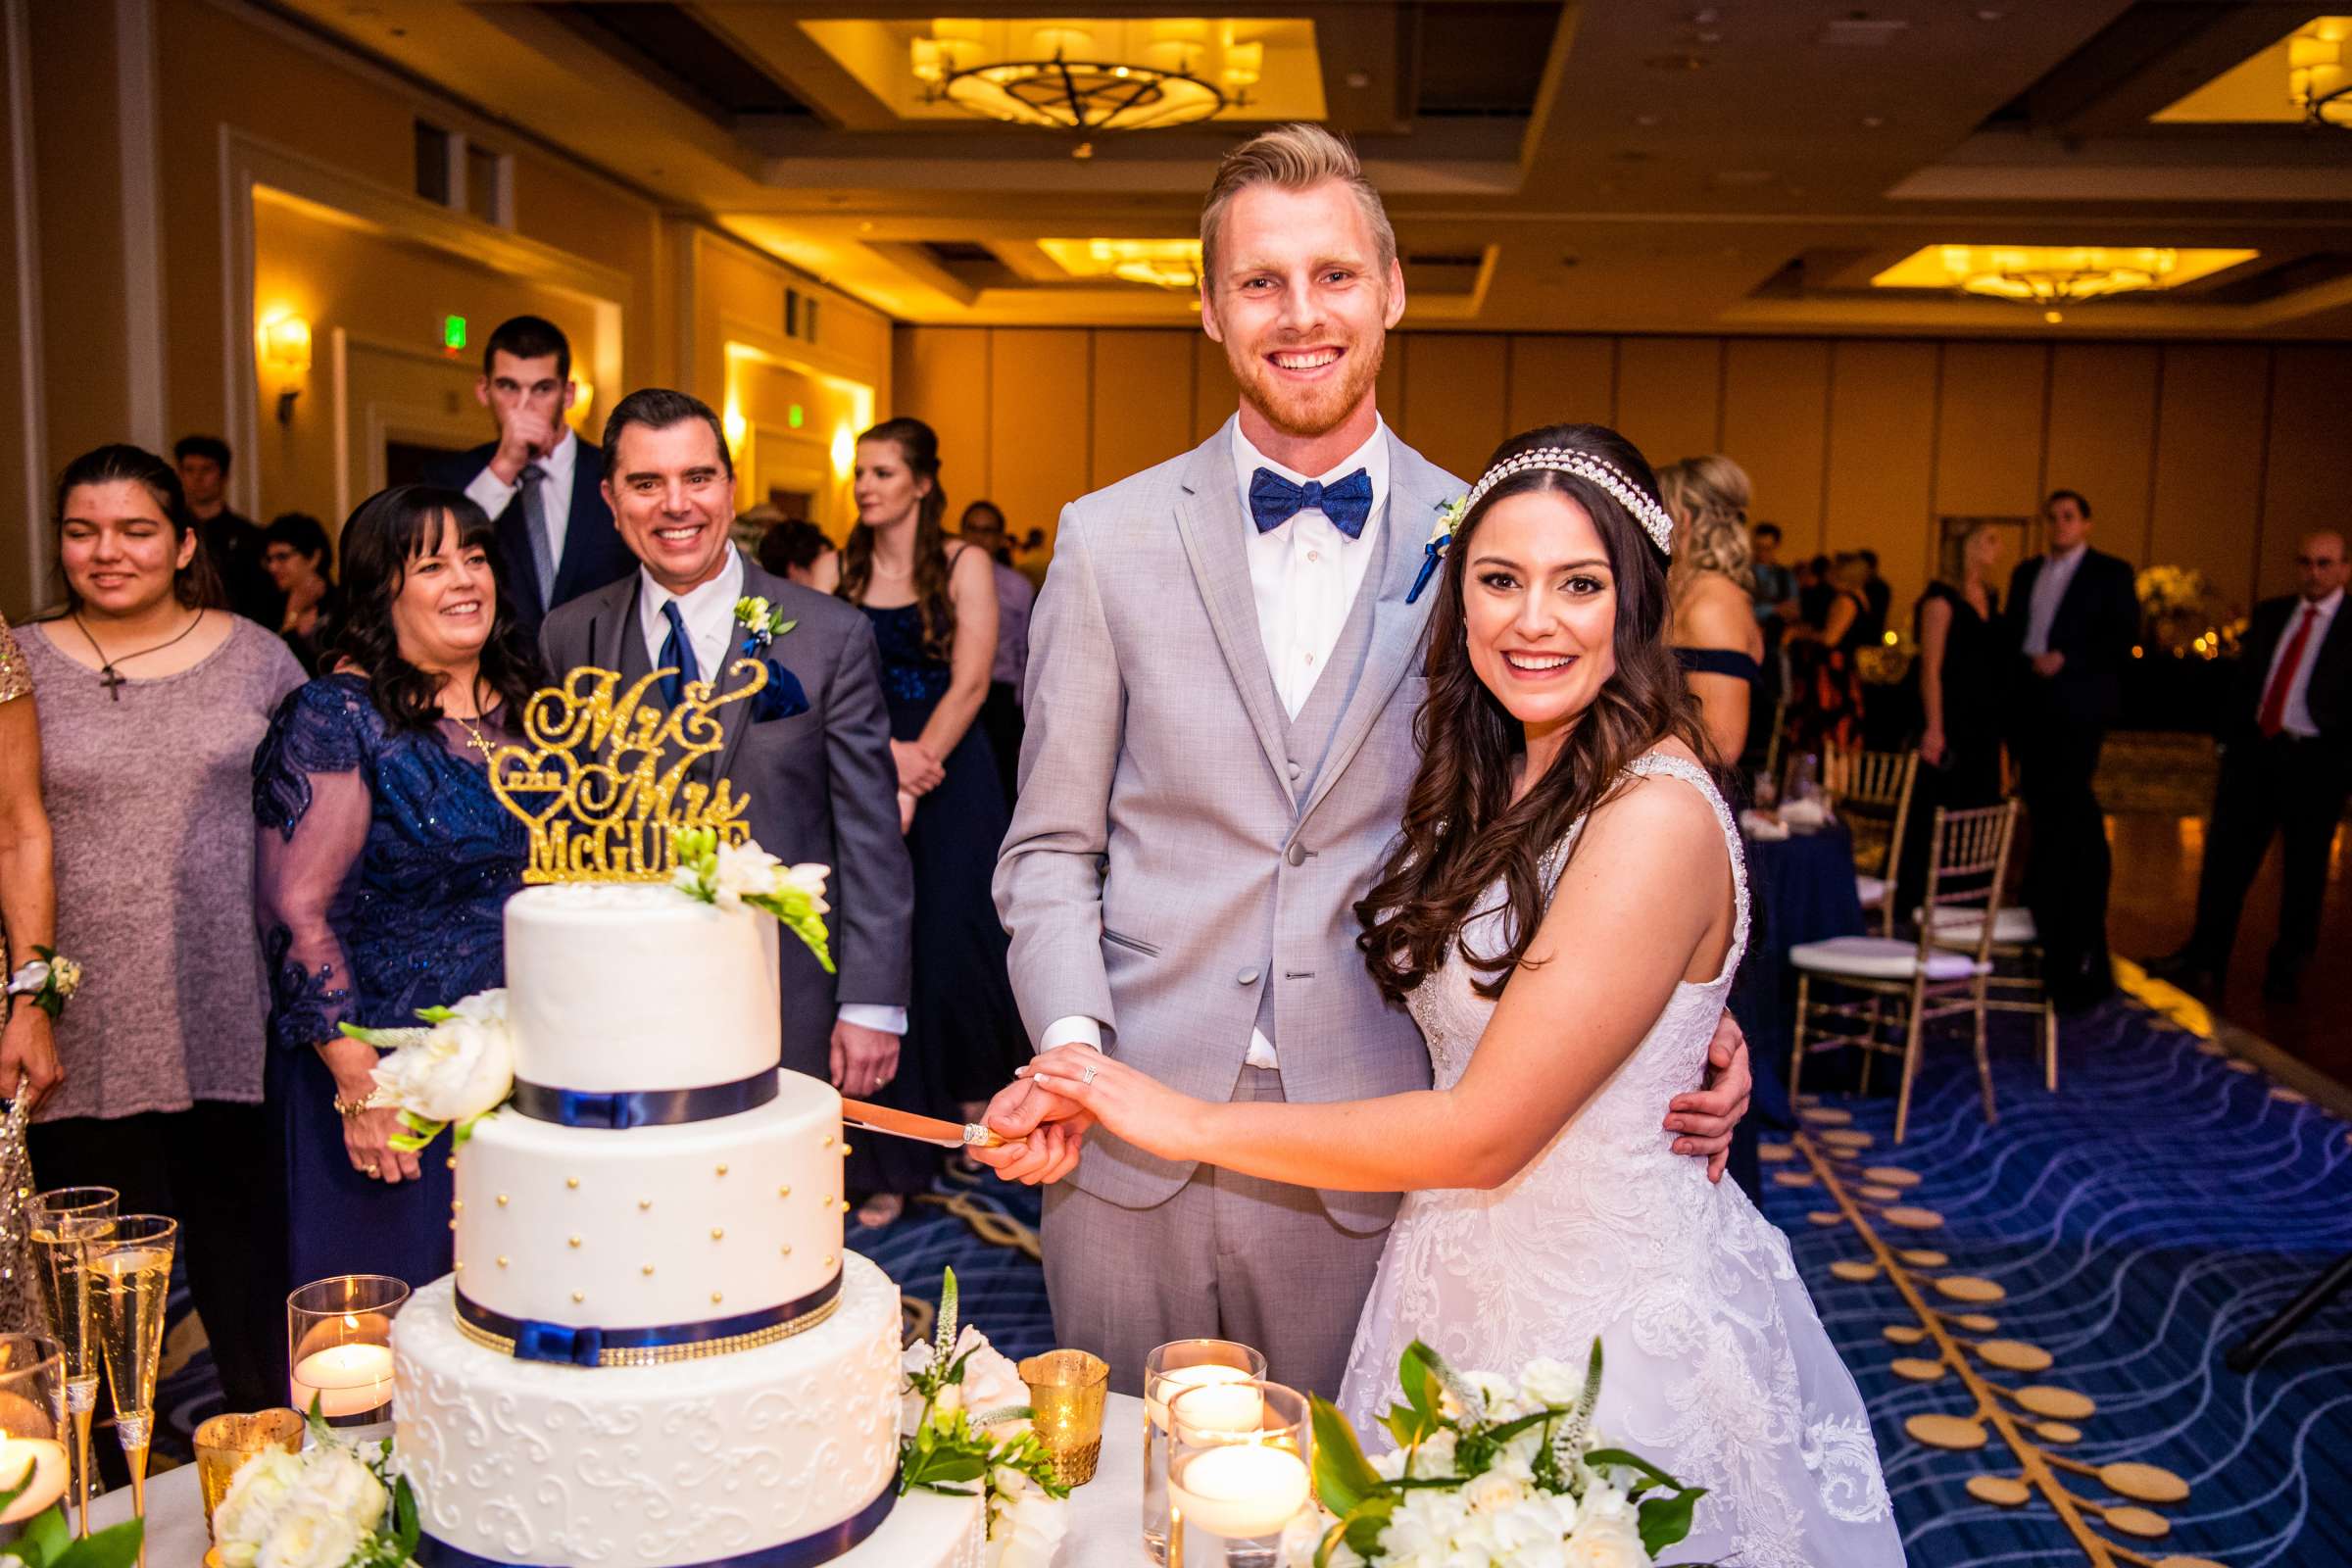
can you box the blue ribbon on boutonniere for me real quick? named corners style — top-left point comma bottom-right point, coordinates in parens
top-left (1406, 494), bottom-right (1472, 606)
top-left (737, 636), bottom-right (810, 721)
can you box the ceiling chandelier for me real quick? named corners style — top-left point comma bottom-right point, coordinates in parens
top-left (1941, 245), bottom-right (2180, 306)
top-left (1037, 237), bottom-right (1203, 290)
top-left (910, 20), bottom-right (1260, 132)
top-left (2290, 22), bottom-right (2350, 127)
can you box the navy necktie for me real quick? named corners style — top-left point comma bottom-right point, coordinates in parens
top-left (658, 600), bottom-right (700, 707)
top-left (1249, 466), bottom-right (1374, 538)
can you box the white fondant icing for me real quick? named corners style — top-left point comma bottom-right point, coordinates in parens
top-left (836, 1489), bottom-right (986, 1568)
top-left (395, 1261), bottom-right (906, 1568)
top-left (454, 1074), bottom-right (846, 1331)
top-left (504, 885), bottom-right (780, 1094)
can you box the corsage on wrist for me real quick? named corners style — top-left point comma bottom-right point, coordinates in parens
top-left (6, 947), bottom-right (82, 1020)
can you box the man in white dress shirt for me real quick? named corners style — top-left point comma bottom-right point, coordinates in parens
top-left (982, 125), bottom-right (1751, 1398)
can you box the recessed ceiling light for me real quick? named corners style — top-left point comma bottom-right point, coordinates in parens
top-left (1860, 115), bottom-right (1886, 127)
top-left (1977, 9), bottom-right (2006, 20)
top-left (1635, 113), bottom-right (1663, 126)
top-left (1643, 53), bottom-right (1709, 71)
top-left (1345, 71), bottom-right (1371, 89)
top-left (1695, 31), bottom-right (1723, 44)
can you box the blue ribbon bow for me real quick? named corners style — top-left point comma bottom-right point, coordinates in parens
top-left (514, 1320), bottom-right (605, 1367)
top-left (1249, 466), bottom-right (1374, 538)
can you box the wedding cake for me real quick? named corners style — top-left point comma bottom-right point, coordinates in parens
top-left (392, 883), bottom-right (985, 1568)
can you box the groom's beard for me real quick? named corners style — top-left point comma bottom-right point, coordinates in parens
top-left (1229, 329), bottom-right (1388, 441)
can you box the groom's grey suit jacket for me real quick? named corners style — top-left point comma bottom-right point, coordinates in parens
top-left (996, 418), bottom-right (1463, 1229)
top-left (541, 553), bottom-right (913, 1080)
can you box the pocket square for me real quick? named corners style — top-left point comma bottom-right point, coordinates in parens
top-left (751, 655), bottom-right (809, 722)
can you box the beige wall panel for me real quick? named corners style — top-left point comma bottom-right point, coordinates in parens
top-left (1089, 331), bottom-right (1194, 493)
top-left (1399, 335), bottom-right (1508, 484)
top-left (2149, 344), bottom-right (2270, 613)
top-left (1720, 339), bottom-right (1831, 551)
top-left (1505, 336), bottom-right (1615, 437)
top-left (0, 17), bottom-right (32, 616)
top-left (893, 329), bottom-right (992, 502)
top-left (1376, 333), bottom-right (1404, 427)
top-left (2256, 344), bottom-right (2352, 602)
top-left (2041, 344), bottom-right (2160, 564)
top-left (30, 3), bottom-right (131, 488)
top-left (1933, 342), bottom-right (2049, 520)
top-left (1192, 333), bottom-right (1240, 444)
top-left (1612, 337), bottom-right (1721, 473)
top-left (987, 328), bottom-right (1091, 549)
top-left (1824, 341), bottom-right (1938, 605)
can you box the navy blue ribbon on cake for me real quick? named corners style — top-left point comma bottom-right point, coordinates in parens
top-left (416, 1469), bottom-right (897, 1568)
top-left (455, 1269), bottom-right (840, 1367)
top-left (509, 1068), bottom-right (778, 1130)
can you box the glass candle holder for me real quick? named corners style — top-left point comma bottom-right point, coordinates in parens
top-left (193, 1409), bottom-right (305, 1545)
top-left (1167, 1381), bottom-right (1312, 1568)
top-left (27, 1188), bottom-right (116, 1541)
top-left (1016, 1348), bottom-right (1109, 1488)
top-left (1142, 1340), bottom-right (1267, 1565)
top-left (288, 1276), bottom-right (408, 1431)
top-left (0, 1333), bottom-right (69, 1544)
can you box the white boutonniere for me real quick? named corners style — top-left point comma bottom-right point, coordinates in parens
top-left (1407, 496), bottom-right (1470, 606)
top-left (733, 596), bottom-right (796, 653)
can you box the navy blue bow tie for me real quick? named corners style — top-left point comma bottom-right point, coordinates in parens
top-left (1249, 466), bottom-right (1374, 538)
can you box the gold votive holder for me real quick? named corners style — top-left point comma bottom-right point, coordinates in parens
top-left (1017, 1349), bottom-right (1109, 1488)
top-left (193, 1409), bottom-right (305, 1544)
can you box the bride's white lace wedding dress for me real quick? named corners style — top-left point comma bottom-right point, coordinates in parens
top-left (1338, 752), bottom-right (1901, 1567)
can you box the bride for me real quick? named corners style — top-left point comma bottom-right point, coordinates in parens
top-left (1011, 423), bottom-right (1900, 1565)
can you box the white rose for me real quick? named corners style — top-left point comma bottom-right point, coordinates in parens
top-left (1518, 1357), bottom-right (1589, 1410)
top-left (1461, 1470), bottom-right (1526, 1516)
top-left (1562, 1513), bottom-right (1646, 1568)
top-left (372, 1014), bottom-right (514, 1124)
top-left (287, 1446), bottom-right (387, 1535)
top-left (1371, 1446), bottom-right (1408, 1481)
top-left (1405, 1429), bottom-right (1457, 1480)
top-left (1279, 1510), bottom-right (1334, 1568)
top-left (1575, 1477), bottom-right (1633, 1529)
top-left (1489, 1499), bottom-right (1571, 1564)
top-left (952, 1326), bottom-right (1028, 1422)
top-left (213, 1447), bottom-right (306, 1561)
top-left (254, 1508), bottom-right (366, 1568)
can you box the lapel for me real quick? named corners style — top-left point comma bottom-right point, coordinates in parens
top-left (1173, 419), bottom-right (1297, 805)
top-left (703, 553), bottom-right (776, 787)
top-left (596, 572), bottom-right (647, 683)
top-left (1299, 426), bottom-right (1447, 822)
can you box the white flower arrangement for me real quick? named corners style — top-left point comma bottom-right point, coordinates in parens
top-left (670, 828), bottom-right (835, 974)
top-left (898, 1269), bottom-right (1070, 1568)
top-left (733, 595), bottom-right (796, 649)
top-left (211, 1407), bottom-right (416, 1568)
top-left (340, 988), bottom-right (514, 1153)
top-left (1292, 1341), bottom-right (1712, 1568)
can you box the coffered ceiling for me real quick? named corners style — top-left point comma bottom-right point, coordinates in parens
top-left (275, 1), bottom-right (2352, 337)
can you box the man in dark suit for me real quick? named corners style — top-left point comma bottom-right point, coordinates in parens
top-left (433, 315), bottom-right (634, 637)
top-left (2001, 488), bottom-right (2140, 1010)
top-left (2148, 531), bottom-right (2350, 1003)
top-left (175, 433), bottom-right (281, 626)
top-left (540, 388), bottom-right (913, 1094)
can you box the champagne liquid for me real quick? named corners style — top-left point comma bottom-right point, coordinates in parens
top-left (90, 1247), bottom-right (172, 1427)
top-left (29, 1224), bottom-right (113, 1385)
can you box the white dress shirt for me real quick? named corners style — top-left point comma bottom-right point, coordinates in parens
top-left (464, 425), bottom-right (578, 574)
top-left (1040, 421), bottom-right (1392, 1071)
top-left (2021, 543), bottom-right (2086, 658)
top-left (638, 547), bottom-right (907, 1039)
top-left (2259, 587), bottom-right (2343, 739)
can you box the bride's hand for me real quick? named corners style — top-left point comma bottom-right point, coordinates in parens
top-left (1019, 1046), bottom-right (1198, 1163)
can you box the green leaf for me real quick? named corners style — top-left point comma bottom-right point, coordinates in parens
top-left (414, 1005), bottom-right (457, 1024)
top-left (0, 1456), bottom-right (29, 1518)
top-left (1339, 1494), bottom-right (1398, 1556)
top-left (25, 1496), bottom-right (70, 1562)
top-left (61, 1518), bottom-right (146, 1568)
top-left (1639, 1486), bottom-right (1707, 1555)
top-left (1308, 1394), bottom-right (1383, 1517)
top-left (1586, 1447), bottom-right (1679, 1489)
top-left (1397, 1342), bottom-right (1439, 1427)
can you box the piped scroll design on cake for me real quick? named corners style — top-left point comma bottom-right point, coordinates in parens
top-left (486, 663), bottom-right (765, 885)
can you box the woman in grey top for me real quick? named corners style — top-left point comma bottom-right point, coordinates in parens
top-left (18, 445), bottom-right (305, 1416)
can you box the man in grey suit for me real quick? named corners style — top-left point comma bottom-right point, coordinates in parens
top-left (983, 126), bottom-right (1751, 1399)
top-left (541, 388), bottom-right (912, 1094)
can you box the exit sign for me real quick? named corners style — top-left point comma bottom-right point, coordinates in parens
top-left (442, 315), bottom-right (467, 352)
top-left (788, 404), bottom-right (805, 429)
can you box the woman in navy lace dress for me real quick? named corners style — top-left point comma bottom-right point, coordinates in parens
top-left (836, 417), bottom-right (1024, 1228)
top-left (254, 486), bottom-right (538, 1290)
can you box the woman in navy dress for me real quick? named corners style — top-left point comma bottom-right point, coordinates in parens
top-left (254, 485), bottom-right (538, 1291)
top-left (836, 417), bottom-right (1023, 1229)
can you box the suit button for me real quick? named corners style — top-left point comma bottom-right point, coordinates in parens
top-left (1238, 968), bottom-right (1261, 986)
top-left (1285, 842), bottom-right (1306, 866)
top-left (1286, 760), bottom-right (1301, 779)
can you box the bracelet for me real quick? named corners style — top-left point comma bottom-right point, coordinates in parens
top-left (332, 1089), bottom-right (385, 1119)
top-left (5, 949), bottom-right (82, 1022)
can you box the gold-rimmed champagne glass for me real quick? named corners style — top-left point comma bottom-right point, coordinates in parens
top-left (87, 1214), bottom-right (173, 1568)
top-left (27, 1186), bottom-right (117, 1539)
top-left (0, 1333), bottom-right (70, 1545)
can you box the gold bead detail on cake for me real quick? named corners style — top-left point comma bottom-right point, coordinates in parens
top-left (639, 1199), bottom-right (653, 1210)
top-left (497, 1255), bottom-right (510, 1268)
top-left (710, 1292), bottom-right (723, 1304)
top-left (449, 1218), bottom-right (458, 1230)
top-left (496, 1194), bottom-right (509, 1206)
top-left (710, 1227), bottom-right (724, 1241)
top-left (454, 1260), bottom-right (465, 1271)
top-left (777, 1185), bottom-right (791, 1199)
top-left (716, 1163), bottom-right (729, 1177)
top-left (642, 1264), bottom-right (655, 1276)
top-left (452, 1199), bottom-right (464, 1212)
top-left (446, 1156), bottom-right (458, 1170)
top-left (839, 1200), bottom-right (850, 1214)
top-left (565, 1177), bottom-right (580, 1190)
top-left (823, 1254), bottom-right (836, 1271)
top-left (780, 1244), bottom-right (792, 1256)
top-left (821, 1133), bottom-right (834, 1149)
top-left (572, 1291), bottom-right (585, 1303)
top-left (842, 1142), bottom-right (852, 1155)
top-left (568, 1236), bottom-right (582, 1249)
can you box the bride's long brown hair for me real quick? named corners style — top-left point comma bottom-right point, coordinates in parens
top-left (1356, 423), bottom-right (1712, 1004)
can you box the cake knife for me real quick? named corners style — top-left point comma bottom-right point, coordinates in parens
top-left (840, 1098), bottom-right (1007, 1149)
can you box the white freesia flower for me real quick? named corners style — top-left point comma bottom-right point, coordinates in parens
top-left (212, 1446), bottom-right (306, 1564)
top-left (778, 861), bottom-right (833, 915)
top-left (710, 841), bottom-right (784, 911)
top-left (286, 1443), bottom-right (388, 1534)
top-left (372, 1012), bottom-right (514, 1124)
top-left (986, 1467), bottom-right (1068, 1568)
top-left (444, 988), bottom-right (506, 1024)
top-left (253, 1506), bottom-right (367, 1568)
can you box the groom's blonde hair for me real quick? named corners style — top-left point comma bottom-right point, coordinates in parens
top-left (1199, 122), bottom-right (1397, 283)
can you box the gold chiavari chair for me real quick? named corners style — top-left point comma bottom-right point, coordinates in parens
top-left (1822, 745), bottom-right (1920, 939)
top-left (1787, 800), bottom-right (2020, 1144)
top-left (1921, 887), bottom-right (2058, 1097)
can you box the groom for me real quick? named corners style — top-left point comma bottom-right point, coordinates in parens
top-left (540, 388), bottom-right (913, 1096)
top-left (984, 125), bottom-right (1752, 1398)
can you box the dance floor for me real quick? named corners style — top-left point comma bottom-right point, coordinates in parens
top-left (149, 993), bottom-right (2349, 1567)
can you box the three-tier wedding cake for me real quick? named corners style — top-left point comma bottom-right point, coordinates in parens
top-left (392, 884), bottom-right (985, 1568)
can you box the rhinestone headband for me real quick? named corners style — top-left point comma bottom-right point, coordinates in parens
top-left (1462, 450), bottom-right (1677, 558)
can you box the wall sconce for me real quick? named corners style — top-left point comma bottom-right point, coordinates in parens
top-left (262, 312), bottom-right (312, 424)
top-left (830, 422), bottom-right (857, 478)
top-left (568, 378), bottom-right (595, 426)
top-left (722, 402), bottom-right (749, 452)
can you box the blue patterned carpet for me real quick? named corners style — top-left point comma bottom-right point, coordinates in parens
top-left (152, 1000), bottom-right (2348, 1565)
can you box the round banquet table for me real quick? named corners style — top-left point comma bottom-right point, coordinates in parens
top-left (1730, 819), bottom-right (1867, 1133)
top-left (95, 1392), bottom-right (1165, 1566)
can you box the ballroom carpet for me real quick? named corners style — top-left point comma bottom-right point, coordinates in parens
top-left (150, 994), bottom-right (2348, 1566)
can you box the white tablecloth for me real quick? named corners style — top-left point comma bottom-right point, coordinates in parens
top-left (90, 1393), bottom-right (1158, 1568)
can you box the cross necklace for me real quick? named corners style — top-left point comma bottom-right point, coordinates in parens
top-left (74, 611), bottom-right (201, 701)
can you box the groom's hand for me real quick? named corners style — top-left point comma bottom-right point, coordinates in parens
top-left (1666, 1010), bottom-right (1753, 1184)
top-left (970, 1078), bottom-right (1091, 1185)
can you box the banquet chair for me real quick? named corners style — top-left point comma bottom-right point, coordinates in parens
top-left (1787, 800), bottom-right (2019, 1144)
top-left (1822, 745), bottom-right (1919, 936)
top-left (1921, 891), bottom-right (2058, 1096)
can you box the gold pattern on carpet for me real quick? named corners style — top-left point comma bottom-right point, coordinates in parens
top-left (915, 1191), bottom-right (1043, 1261)
top-left (1768, 1105), bottom-right (2221, 1568)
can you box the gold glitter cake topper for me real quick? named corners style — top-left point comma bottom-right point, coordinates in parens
top-left (487, 662), bottom-right (767, 883)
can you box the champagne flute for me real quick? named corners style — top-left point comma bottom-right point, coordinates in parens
top-left (87, 1215), bottom-right (173, 1568)
top-left (27, 1187), bottom-right (117, 1539)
